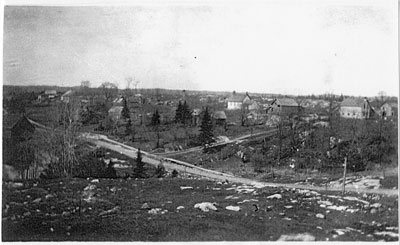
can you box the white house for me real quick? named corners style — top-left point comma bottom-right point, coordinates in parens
top-left (227, 92), bottom-right (252, 110)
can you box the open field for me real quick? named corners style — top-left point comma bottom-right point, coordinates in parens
top-left (2, 177), bottom-right (398, 241)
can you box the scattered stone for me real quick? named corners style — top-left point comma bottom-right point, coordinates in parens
top-left (226, 206), bottom-right (241, 212)
top-left (176, 206), bottom-right (185, 210)
top-left (266, 194), bottom-right (282, 199)
top-left (26, 195), bottom-right (31, 199)
top-left (62, 211), bottom-right (71, 217)
top-left (316, 213), bottom-right (325, 219)
top-left (148, 208), bottom-right (162, 214)
top-left (283, 217), bottom-right (291, 221)
top-left (278, 233), bottom-right (316, 241)
top-left (110, 187), bottom-right (117, 192)
top-left (23, 211), bottom-right (31, 217)
top-left (284, 205), bottom-right (293, 209)
top-left (194, 202), bottom-right (218, 212)
top-left (50, 228), bottom-right (54, 232)
top-left (266, 206), bottom-right (273, 212)
top-left (141, 203), bottom-right (150, 210)
top-left (91, 179), bottom-right (99, 183)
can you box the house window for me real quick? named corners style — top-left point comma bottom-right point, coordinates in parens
top-left (347, 113), bottom-right (350, 116)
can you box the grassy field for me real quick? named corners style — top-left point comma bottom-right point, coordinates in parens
top-left (2, 176), bottom-right (398, 241)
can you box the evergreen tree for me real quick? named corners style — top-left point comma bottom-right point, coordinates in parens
top-left (175, 101), bottom-right (183, 123)
top-left (181, 101), bottom-right (192, 125)
top-left (198, 107), bottom-right (215, 146)
top-left (125, 118), bottom-right (132, 136)
top-left (151, 110), bottom-right (161, 126)
top-left (133, 149), bottom-right (146, 178)
top-left (121, 97), bottom-right (130, 120)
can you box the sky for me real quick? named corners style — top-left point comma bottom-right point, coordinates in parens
top-left (2, 0), bottom-right (399, 97)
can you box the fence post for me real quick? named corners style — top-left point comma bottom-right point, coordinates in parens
top-left (342, 157), bottom-right (347, 196)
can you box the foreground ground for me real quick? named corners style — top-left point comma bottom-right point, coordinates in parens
top-left (2, 176), bottom-right (398, 241)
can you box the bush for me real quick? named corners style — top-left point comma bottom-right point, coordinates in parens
top-left (154, 162), bottom-right (166, 178)
top-left (252, 153), bottom-right (266, 173)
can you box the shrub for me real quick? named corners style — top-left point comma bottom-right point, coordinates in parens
top-left (154, 162), bottom-right (166, 178)
top-left (252, 153), bottom-right (266, 173)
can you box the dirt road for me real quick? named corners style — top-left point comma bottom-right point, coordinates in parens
top-left (82, 133), bottom-right (398, 197)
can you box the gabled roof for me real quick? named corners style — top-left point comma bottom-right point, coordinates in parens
top-left (273, 98), bottom-right (298, 107)
top-left (341, 98), bottom-right (366, 107)
top-left (228, 93), bottom-right (251, 103)
top-left (228, 94), bottom-right (246, 102)
top-left (44, 90), bottom-right (57, 95)
top-left (213, 111), bottom-right (227, 120)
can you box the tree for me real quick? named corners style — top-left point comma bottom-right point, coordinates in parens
top-left (151, 110), bottom-right (161, 126)
top-left (81, 80), bottom-right (91, 88)
top-left (133, 149), bottom-right (147, 178)
top-left (198, 107), bottom-right (215, 146)
top-left (125, 118), bottom-right (133, 136)
top-left (175, 101), bottom-right (183, 123)
top-left (181, 101), bottom-right (192, 125)
top-left (121, 97), bottom-right (130, 120)
top-left (99, 82), bottom-right (118, 101)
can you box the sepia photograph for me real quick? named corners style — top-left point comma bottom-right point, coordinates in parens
top-left (2, 0), bottom-right (399, 242)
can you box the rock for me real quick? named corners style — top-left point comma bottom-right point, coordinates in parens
top-left (194, 202), bottom-right (218, 212)
top-left (266, 206), bottom-right (273, 212)
top-left (50, 227), bottom-right (54, 232)
top-left (62, 211), bottom-right (71, 217)
top-left (266, 194), bottom-right (282, 199)
top-left (226, 206), bottom-right (241, 211)
top-left (23, 211), bottom-right (31, 217)
top-left (370, 208), bottom-right (378, 214)
top-left (91, 179), bottom-right (99, 183)
top-left (180, 186), bottom-right (193, 190)
top-left (176, 206), bottom-right (185, 210)
top-left (278, 233), bottom-right (316, 241)
top-left (316, 213), bottom-right (325, 219)
top-left (32, 198), bottom-right (41, 203)
top-left (110, 187), bottom-right (117, 192)
top-left (141, 203), bottom-right (150, 210)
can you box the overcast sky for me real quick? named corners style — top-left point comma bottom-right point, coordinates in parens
top-left (3, 0), bottom-right (398, 96)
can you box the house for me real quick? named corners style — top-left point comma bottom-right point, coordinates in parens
top-left (38, 90), bottom-right (57, 102)
top-left (380, 102), bottom-right (397, 118)
top-left (61, 90), bottom-right (73, 103)
top-left (268, 98), bottom-right (302, 116)
top-left (213, 111), bottom-right (227, 125)
top-left (340, 98), bottom-right (373, 119)
top-left (248, 101), bottom-right (260, 111)
top-left (108, 106), bottom-right (124, 121)
top-left (227, 92), bottom-right (252, 110)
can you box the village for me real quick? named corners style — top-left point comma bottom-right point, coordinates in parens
top-left (2, 83), bottom-right (398, 241)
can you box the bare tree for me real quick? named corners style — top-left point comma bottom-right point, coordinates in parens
top-left (99, 82), bottom-right (118, 101)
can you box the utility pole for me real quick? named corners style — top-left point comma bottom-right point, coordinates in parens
top-left (342, 157), bottom-right (347, 196)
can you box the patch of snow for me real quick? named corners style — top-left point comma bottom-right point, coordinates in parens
top-left (194, 202), bottom-right (218, 212)
top-left (237, 199), bottom-right (258, 204)
top-left (180, 186), bottom-right (193, 190)
top-left (225, 195), bottom-right (240, 200)
top-left (267, 194), bottom-right (282, 199)
top-left (278, 233), bottom-right (316, 241)
top-left (226, 206), bottom-right (241, 211)
top-left (374, 231), bottom-right (399, 238)
top-left (176, 206), bottom-right (185, 210)
top-left (326, 205), bottom-right (348, 211)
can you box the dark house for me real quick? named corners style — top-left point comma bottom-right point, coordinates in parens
top-left (268, 98), bottom-right (302, 117)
